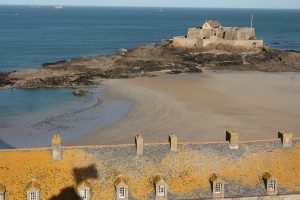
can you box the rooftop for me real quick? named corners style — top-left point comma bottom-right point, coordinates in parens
top-left (0, 133), bottom-right (300, 199)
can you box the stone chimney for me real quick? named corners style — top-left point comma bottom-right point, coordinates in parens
top-left (52, 134), bottom-right (62, 161)
top-left (226, 130), bottom-right (239, 149)
top-left (135, 133), bottom-right (143, 156)
top-left (278, 131), bottom-right (293, 148)
top-left (169, 134), bottom-right (178, 152)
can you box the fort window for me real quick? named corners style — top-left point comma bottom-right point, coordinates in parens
top-left (114, 175), bottom-right (128, 200)
top-left (158, 185), bottom-right (165, 196)
top-left (209, 173), bottom-right (225, 198)
top-left (215, 183), bottom-right (222, 193)
top-left (77, 181), bottom-right (91, 200)
top-left (26, 180), bottom-right (40, 200)
top-left (154, 175), bottom-right (168, 199)
top-left (29, 192), bottom-right (38, 200)
top-left (79, 189), bottom-right (88, 200)
top-left (119, 187), bottom-right (126, 198)
top-left (269, 180), bottom-right (276, 191)
top-left (262, 172), bottom-right (278, 196)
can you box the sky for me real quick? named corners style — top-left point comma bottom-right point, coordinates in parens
top-left (1, 0), bottom-right (300, 9)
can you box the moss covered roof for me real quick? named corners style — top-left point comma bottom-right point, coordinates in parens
top-left (0, 139), bottom-right (300, 199)
top-left (26, 179), bottom-right (41, 190)
top-left (0, 183), bottom-right (5, 192)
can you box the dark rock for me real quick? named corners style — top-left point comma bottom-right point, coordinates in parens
top-left (167, 70), bottom-right (183, 74)
top-left (0, 72), bottom-right (14, 87)
top-left (43, 60), bottom-right (67, 67)
top-left (72, 90), bottom-right (92, 96)
top-left (184, 53), bottom-right (243, 66)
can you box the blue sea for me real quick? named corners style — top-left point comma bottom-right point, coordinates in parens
top-left (0, 6), bottom-right (300, 147)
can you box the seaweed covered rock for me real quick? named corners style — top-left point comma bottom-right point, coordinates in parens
top-left (72, 90), bottom-right (92, 96)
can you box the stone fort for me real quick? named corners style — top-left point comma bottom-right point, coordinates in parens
top-left (173, 20), bottom-right (264, 49)
top-left (0, 131), bottom-right (300, 200)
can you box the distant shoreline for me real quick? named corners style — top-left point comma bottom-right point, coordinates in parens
top-left (2, 39), bottom-right (300, 90)
top-left (1, 5), bottom-right (300, 10)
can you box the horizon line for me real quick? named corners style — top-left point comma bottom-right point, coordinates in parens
top-left (0, 4), bottom-right (300, 10)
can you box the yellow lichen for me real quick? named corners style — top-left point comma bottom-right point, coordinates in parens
top-left (0, 142), bottom-right (300, 199)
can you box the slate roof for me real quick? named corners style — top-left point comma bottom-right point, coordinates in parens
top-left (114, 176), bottom-right (127, 186)
top-left (0, 183), bottom-right (5, 192)
top-left (262, 172), bottom-right (273, 180)
top-left (26, 179), bottom-right (40, 190)
top-left (154, 175), bottom-right (166, 185)
top-left (0, 137), bottom-right (300, 199)
top-left (209, 173), bottom-right (222, 182)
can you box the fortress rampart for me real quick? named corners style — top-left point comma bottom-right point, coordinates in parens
top-left (172, 20), bottom-right (264, 49)
top-left (0, 131), bottom-right (299, 200)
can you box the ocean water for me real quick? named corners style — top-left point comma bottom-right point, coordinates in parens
top-left (0, 6), bottom-right (300, 147)
top-left (1, 6), bottom-right (300, 72)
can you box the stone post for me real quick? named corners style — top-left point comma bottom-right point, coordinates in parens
top-left (278, 131), bottom-right (293, 148)
top-left (52, 134), bottom-right (62, 161)
top-left (169, 134), bottom-right (178, 152)
top-left (135, 133), bottom-right (143, 156)
top-left (226, 130), bottom-right (239, 149)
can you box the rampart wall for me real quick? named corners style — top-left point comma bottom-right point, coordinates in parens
top-left (173, 36), bottom-right (263, 48)
top-left (172, 36), bottom-right (198, 48)
top-left (200, 38), bottom-right (264, 48)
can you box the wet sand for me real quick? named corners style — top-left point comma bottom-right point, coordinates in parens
top-left (67, 71), bottom-right (300, 145)
top-left (0, 87), bottom-right (132, 148)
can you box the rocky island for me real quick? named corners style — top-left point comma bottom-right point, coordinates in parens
top-left (1, 41), bottom-right (300, 89)
top-left (1, 20), bottom-right (300, 89)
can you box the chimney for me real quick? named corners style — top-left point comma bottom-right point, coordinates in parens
top-left (226, 130), bottom-right (239, 149)
top-left (52, 134), bottom-right (62, 161)
top-left (278, 131), bottom-right (293, 148)
top-left (135, 133), bottom-right (143, 156)
top-left (169, 134), bottom-right (178, 152)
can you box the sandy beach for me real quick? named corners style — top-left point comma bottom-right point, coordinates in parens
top-left (67, 71), bottom-right (300, 145)
top-left (2, 71), bottom-right (300, 148)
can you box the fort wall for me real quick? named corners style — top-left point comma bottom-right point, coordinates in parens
top-left (173, 37), bottom-right (264, 49)
top-left (200, 38), bottom-right (264, 48)
top-left (172, 36), bottom-right (198, 48)
top-left (173, 20), bottom-right (263, 49)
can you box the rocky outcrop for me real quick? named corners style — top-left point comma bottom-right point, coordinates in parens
top-left (72, 90), bottom-right (92, 96)
top-left (0, 72), bottom-right (14, 88)
top-left (1, 41), bottom-right (300, 89)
